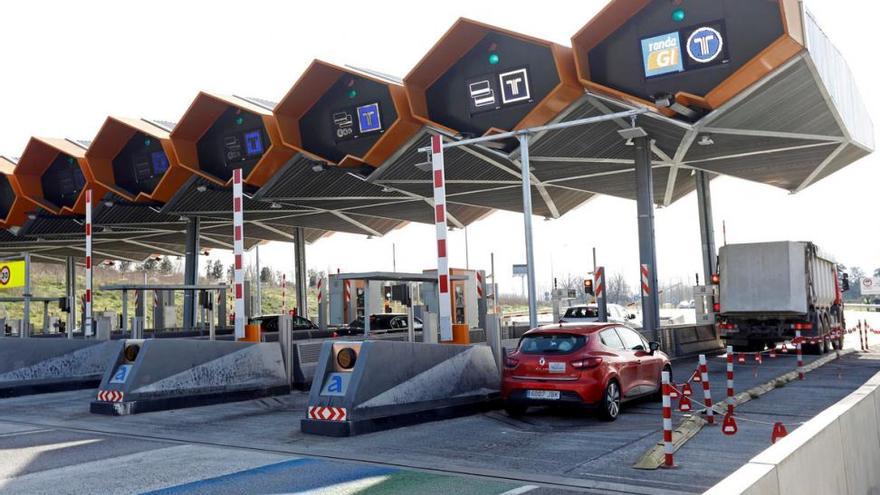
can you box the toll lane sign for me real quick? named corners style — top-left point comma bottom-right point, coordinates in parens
top-left (320, 372), bottom-right (351, 397)
top-left (641, 32), bottom-right (683, 78)
top-left (0, 260), bottom-right (26, 289)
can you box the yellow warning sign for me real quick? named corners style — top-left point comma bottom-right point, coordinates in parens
top-left (0, 260), bottom-right (26, 289)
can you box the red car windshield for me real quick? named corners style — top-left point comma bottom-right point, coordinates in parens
top-left (518, 333), bottom-right (587, 354)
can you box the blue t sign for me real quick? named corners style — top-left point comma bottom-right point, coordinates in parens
top-left (356, 103), bottom-right (382, 133)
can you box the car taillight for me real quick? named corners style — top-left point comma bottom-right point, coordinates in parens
top-left (713, 302), bottom-right (721, 312)
top-left (330, 331), bottom-right (338, 338)
top-left (792, 323), bottom-right (813, 330)
top-left (571, 357), bottom-right (603, 369)
top-left (711, 273), bottom-right (720, 284)
top-left (504, 356), bottom-right (519, 369)
top-left (718, 323), bottom-right (738, 330)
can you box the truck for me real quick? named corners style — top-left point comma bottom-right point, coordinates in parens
top-left (714, 241), bottom-right (845, 354)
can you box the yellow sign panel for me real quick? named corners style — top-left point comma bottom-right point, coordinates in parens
top-left (0, 260), bottom-right (26, 289)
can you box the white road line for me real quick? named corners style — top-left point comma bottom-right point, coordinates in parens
top-left (500, 485), bottom-right (539, 495)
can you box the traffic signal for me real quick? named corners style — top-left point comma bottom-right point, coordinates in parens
top-left (584, 279), bottom-right (594, 295)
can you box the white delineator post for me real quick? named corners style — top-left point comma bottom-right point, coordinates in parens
top-left (85, 189), bottom-right (93, 337)
top-left (661, 370), bottom-right (674, 468)
top-left (699, 354), bottom-right (714, 425)
top-left (431, 135), bottom-right (452, 341)
top-left (232, 168), bottom-right (245, 340)
top-left (796, 330), bottom-right (804, 380)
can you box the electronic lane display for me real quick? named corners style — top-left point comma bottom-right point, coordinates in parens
top-left (588, 0), bottom-right (782, 102)
top-left (0, 175), bottom-right (15, 220)
top-left (196, 106), bottom-right (269, 181)
top-left (424, 31), bottom-right (559, 142)
top-left (112, 131), bottom-right (170, 196)
top-left (41, 153), bottom-right (86, 209)
top-left (299, 73), bottom-right (397, 164)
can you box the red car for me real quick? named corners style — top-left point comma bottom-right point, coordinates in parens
top-left (501, 323), bottom-right (671, 421)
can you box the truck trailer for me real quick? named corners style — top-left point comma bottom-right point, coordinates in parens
top-left (715, 241), bottom-right (845, 354)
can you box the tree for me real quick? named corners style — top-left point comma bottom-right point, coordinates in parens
top-left (260, 266), bottom-right (273, 285)
top-left (117, 260), bottom-right (131, 272)
top-left (140, 258), bottom-right (159, 272)
top-left (606, 272), bottom-right (632, 306)
top-left (206, 259), bottom-right (224, 280)
top-left (158, 256), bottom-right (173, 275)
top-left (226, 263), bottom-right (235, 281)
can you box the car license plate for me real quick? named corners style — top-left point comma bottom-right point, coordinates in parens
top-left (526, 390), bottom-right (560, 400)
top-left (548, 362), bottom-right (566, 373)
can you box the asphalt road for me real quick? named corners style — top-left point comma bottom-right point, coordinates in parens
top-left (0, 326), bottom-right (876, 494)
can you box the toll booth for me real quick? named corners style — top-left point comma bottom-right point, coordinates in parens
top-left (422, 268), bottom-right (485, 329)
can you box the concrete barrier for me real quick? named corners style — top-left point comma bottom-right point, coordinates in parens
top-left (0, 338), bottom-right (121, 397)
top-left (301, 340), bottom-right (500, 436)
top-left (90, 339), bottom-right (289, 415)
top-left (706, 370), bottom-right (880, 494)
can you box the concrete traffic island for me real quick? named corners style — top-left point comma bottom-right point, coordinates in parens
top-left (90, 339), bottom-right (289, 416)
top-left (301, 340), bottom-right (500, 437)
top-left (0, 338), bottom-right (121, 397)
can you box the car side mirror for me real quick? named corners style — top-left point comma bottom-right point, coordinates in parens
top-left (649, 341), bottom-right (660, 354)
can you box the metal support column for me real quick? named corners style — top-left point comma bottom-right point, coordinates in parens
top-left (695, 170), bottom-right (717, 283)
top-left (518, 134), bottom-right (538, 330)
top-left (255, 244), bottom-right (262, 316)
top-left (294, 227), bottom-right (308, 319)
top-left (66, 256), bottom-right (76, 338)
top-left (183, 216), bottom-right (200, 329)
top-left (22, 252), bottom-right (31, 338)
top-left (634, 134), bottom-right (661, 342)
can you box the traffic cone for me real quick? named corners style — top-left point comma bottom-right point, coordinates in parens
top-left (682, 382), bottom-right (693, 397)
top-left (769, 348), bottom-right (777, 358)
top-left (771, 422), bottom-right (788, 444)
top-left (690, 369), bottom-right (702, 383)
top-left (722, 413), bottom-right (738, 436)
top-left (679, 396), bottom-right (692, 412)
top-left (737, 353), bottom-right (746, 363)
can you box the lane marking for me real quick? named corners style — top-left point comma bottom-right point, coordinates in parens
top-left (499, 485), bottom-right (539, 495)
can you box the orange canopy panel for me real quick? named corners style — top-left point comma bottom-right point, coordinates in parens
top-left (571, 0), bottom-right (804, 114)
top-left (86, 117), bottom-right (192, 203)
top-left (0, 156), bottom-right (39, 229)
top-left (404, 18), bottom-right (582, 142)
top-left (170, 92), bottom-right (295, 187)
top-left (14, 137), bottom-right (107, 216)
top-left (274, 60), bottom-right (421, 169)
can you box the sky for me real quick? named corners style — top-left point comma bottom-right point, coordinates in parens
top-left (0, 1), bottom-right (876, 295)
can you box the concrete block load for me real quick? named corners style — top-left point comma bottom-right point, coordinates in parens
top-left (90, 339), bottom-right (289, 416)
top-left (0, 338), bottom-right (121, 397)
top-left (302, 340), bottom-right (500, 437)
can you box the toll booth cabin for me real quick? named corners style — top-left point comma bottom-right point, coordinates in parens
top-left (328, 269), bottom-right (486, 330)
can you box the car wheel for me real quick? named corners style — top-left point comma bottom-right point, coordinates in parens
top-left (598, 380), bottom-right (621, 421)
top-left (504, 404), bottom-right (527, 418)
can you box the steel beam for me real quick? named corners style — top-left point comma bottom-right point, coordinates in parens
top-left (634, 135), bottom-right (661, 342)
top-left (519, 135), bottom-right (539, 330)
top-left (182, 217), bottom-right (200, 329)
top-left (294, 227), bottom-right (308, 319)
top-left (695, 170), bottom-right (717, 283)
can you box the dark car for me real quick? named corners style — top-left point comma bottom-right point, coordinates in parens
top-left (345, 313), bottom-right (423, 335)
top-left (249, 314), bottom-right (318, 332)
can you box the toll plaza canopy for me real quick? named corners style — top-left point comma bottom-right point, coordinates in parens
top-left (0, 0), bottom-right (871, 262)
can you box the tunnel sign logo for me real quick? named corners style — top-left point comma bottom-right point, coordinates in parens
top-left (499, 68), bottom-right (531, 105)
top-left (356, 103), bottom-right (382, 134)
top-left (0, 267), bottom-right (9, 286)
top-left (641, 32), bottom-right (684, 78)
top-left (687, 27), bottom-right (724, 64)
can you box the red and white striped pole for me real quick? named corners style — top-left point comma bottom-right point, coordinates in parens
top-left (698, 354), bottom-right (714, 425)
top-left (726, 345), bottom-right (735, 415)
top-left (343, 279), bottom-right (351, 322)
top-left (232, 168), bottom-right (245, 340)
top-left (281, 274), bottom-right (286, 314)
top-left (475, 271), bottom-right (483, 300)
top-left (796, 330), bottom-right (804, 380)
top-left (661, 370), bottom-right (674, 468)
top-left (316, 276), bottom-right (323, 305)
top-left (431, 134), bottom-right (452, 341)
top-left (84, 189), bottom-right (93, 337)
top-left (641, 264), bottom-right (651, 296)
